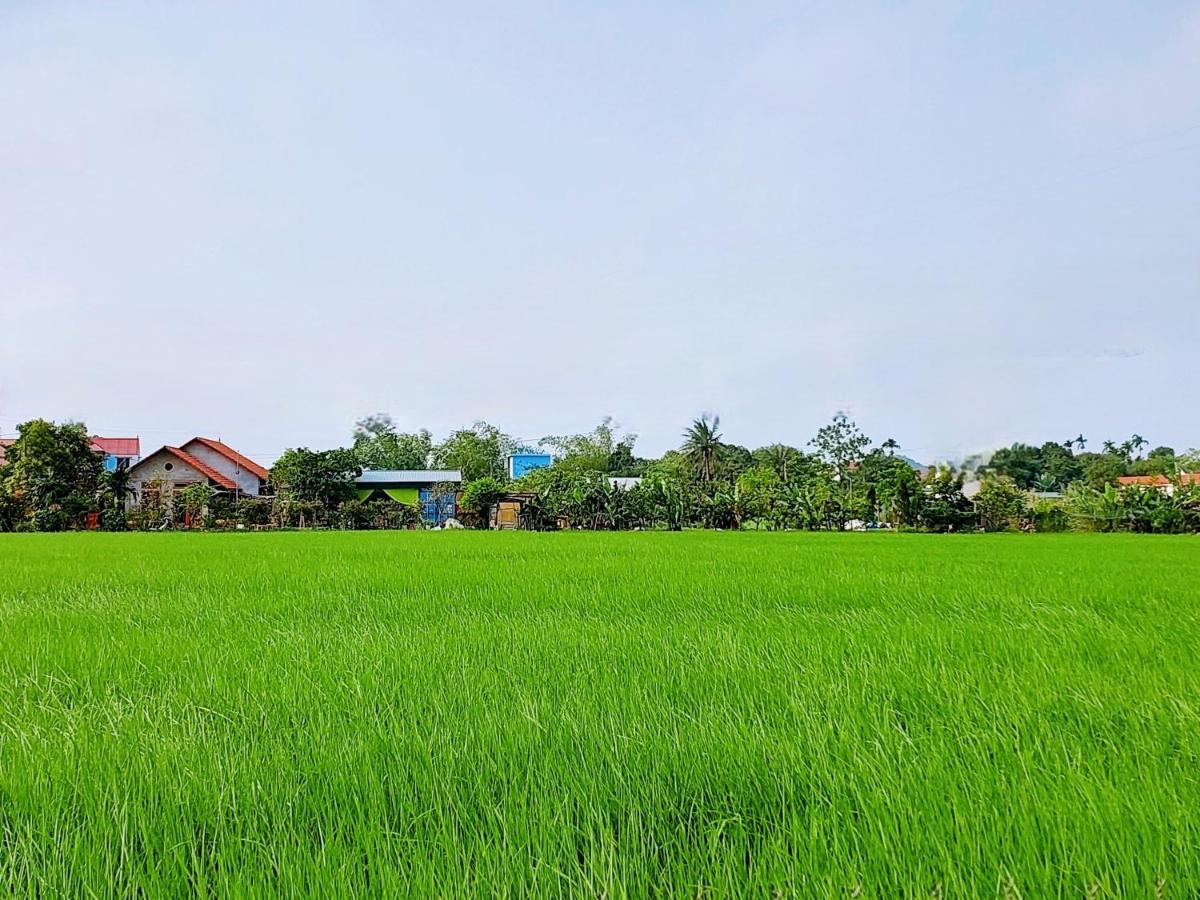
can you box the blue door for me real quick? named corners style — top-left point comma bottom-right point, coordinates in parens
top-left (418, 488), bottom-right (456, 524)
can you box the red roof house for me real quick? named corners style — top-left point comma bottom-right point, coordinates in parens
top-left (1116, 473), bottom-right (1199, 494)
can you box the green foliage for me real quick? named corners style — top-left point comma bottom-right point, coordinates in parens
top-left (735, 465), bottom-right (783, 528)
top-left (855, 451), bottom-right (924, 528)
top-left (810, 414), bottom-right (872, 517)
top-left (514, 468), bottom-right (645, 530)
top-left (604, 439), bottom-right (646, 476)
top-left (98, 465), bottom-right (135, 531)
top-left (0, 419), bottom-right (102, 531)
top-left (918, 467), bottom-right (975, 532)
top-left (432, 421), bottom-right (515, 482)
top-left (974, 478), bottom-right (1030, 532)
top-left (984, 441), bottom-right (1082, 491)
top-left (1066, 481), bottom-right (1200, 534)
top-left (540, 417), bottom-right (636, 474)
top-left (1030, 498), bottom-right (1070, 532)
top-left (460, 477), bottom-right (506, 526)
top-left (681, 414), bottom-right (723, 484)
top-left (336, 498), bottom-right (421, 530)
top-left (810, 414), bottom-right (871, 481)
top-left (177, 483), bottom-right (215, 524)
top-left (1076, 452), bottom-right (1128, 489)
top-left (352, 414), bottom-right (433, 470)
top-left (751, 444), bottom-right (804, 483)
top-left (271, 447), bottom-right (361, 525)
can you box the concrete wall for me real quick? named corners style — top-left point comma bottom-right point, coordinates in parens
top-left (127, 451), bottom-right (210, 508)
top-left (181, 441), bottom-right (263, 496)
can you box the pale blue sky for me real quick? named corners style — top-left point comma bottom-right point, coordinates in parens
top-left (2, 2), bottom-right (1197, 464)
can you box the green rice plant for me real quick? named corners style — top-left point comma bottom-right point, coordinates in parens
top-left (1, 532), bottom-right (1198, 896)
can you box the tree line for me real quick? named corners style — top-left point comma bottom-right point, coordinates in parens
top-left (1, 415), bottom-right (1197, 533)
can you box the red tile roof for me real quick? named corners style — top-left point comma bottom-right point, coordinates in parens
top-left (90, 436), bottom-right (140, 457)
top-left (159, 446), bottom-right (237, 490)
top-left (0, 438), bottom-right (13, 466)
top-left (184, 437), bottom-right (269, 480)
top-left (1117, 473), bottom-right (1199, 487)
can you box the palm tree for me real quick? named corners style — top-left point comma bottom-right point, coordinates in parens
top-left (882, 438), bottom-right (900, 457)
top-left (758, 444), bottom-right (799, 483)
top-left (682, 414), bottom-right (722, 484)
top-left (99, 464), bottom-right (135, 524)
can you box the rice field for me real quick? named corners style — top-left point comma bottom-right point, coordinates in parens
top-left (1, 532), bottom-right (1198, 897)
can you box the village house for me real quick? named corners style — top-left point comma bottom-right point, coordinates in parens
top-left (1116, 473), bottom-right (1200, 496)
top-left (355, 469), bottom-right (462, 524)
top-left (0, 435), bottom-right (140, 470)
top-left (125, 437), bottom-right (268, 507)
top-left (92, 437), bottom-right (141, 471)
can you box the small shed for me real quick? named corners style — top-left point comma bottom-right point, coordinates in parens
top-left (489, 492), bottom-right (538, 530)
top-left (355, 470), bottom-right (462, 523)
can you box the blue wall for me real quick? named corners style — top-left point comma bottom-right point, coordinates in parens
top-left (508, 454), bottom-right (552, 479)
top-left (418, 488), bottom-right (457, 524)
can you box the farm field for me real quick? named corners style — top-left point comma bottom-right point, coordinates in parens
top-left (1, 533), bottom-right (1198, 896)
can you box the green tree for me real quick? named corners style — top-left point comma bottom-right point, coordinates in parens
top-left (460, 476), bottom-right (506, 527)
top-left (752, 444), bottom-right (804, 483)
top-left (271, 447), bottom-right (361, 525)
top-left (983, 443), bottom-right (1042, 489)
top-left (975, 478), bottom-right (1030, 531)
top-left (177, 483), bottom-right (215, 528)
top-left (1, 419), bottom-right (102, 531)
top-left (605, 439), bottom-right (646, 476)
top-left (433, 422), bottom-right (515, 482)
top-left (682, 414), bottom-right (722, 484)
top-left (352, 414), bottom-right (432, 470)
top-left (809, 414), bottom-right (871, 511)
top-left (98, 463), bottom-right (136, 531)
top-left (1038, 441), bottom-right (1082, 489)
top-left (540, 417), bottom-right (633, 473)
top-left (735, 465), bottom-right (784, 529)
top-left (1076, 451), bottom-right (1128, 489)
top-left (858, 451), bottom-right (923, 527)
top-left (918, 467), bottom-right (974, 532)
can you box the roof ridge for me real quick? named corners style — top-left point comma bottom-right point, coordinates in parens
top-left (159, 446), bottom-right (237, 490)
top-left (185, 436), bottom-right (269, 480)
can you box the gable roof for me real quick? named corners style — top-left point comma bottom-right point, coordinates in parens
top-left (183, 437), bottom-right (269, 480)
top-left (90, 436), bottom-right (140, 457)
top-left (131, 446), bottom-right (238, 490)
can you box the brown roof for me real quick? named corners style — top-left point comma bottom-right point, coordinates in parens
top-left (184, 437), bottom-right (269, 480)
top-left (133, 446), bottom-right (238, 490)
top-left (0, 437), bottom-right (12, 466)
top-left (1117, 473), bottom-right (1199, 487)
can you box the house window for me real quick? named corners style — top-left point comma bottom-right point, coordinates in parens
top-left (164, 462), bottom-right (174, 471)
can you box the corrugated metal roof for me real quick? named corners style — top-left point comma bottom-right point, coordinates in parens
top-left (356, 469), bottom-right (462, 484)
top-left (91, 436), bottom-right (141, 457)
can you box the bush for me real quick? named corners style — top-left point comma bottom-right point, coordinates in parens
top-left (100, 507), bottom-right (127, 532)
top-left (460, 477), bottom-right (506, 528)
top-left (1030, 499), bottom-right (1069, 532)
top-left (975, 478), bottom-right (1029, 532)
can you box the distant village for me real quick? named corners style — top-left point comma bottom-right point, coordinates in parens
top-left (0, 416), bottom-right (1196, 533)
